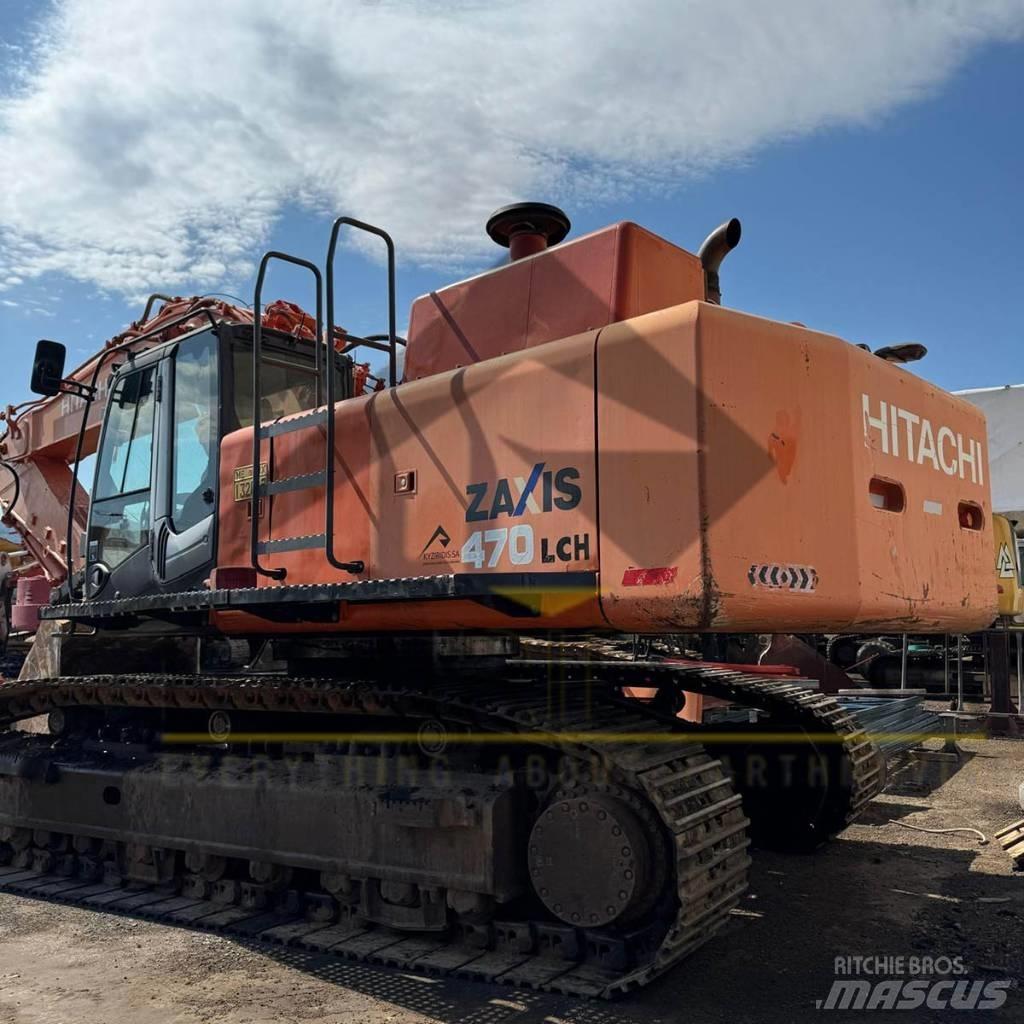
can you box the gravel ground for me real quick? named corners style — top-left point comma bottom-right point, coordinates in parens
top-left (0, 737), bottom-right (1022, 1024)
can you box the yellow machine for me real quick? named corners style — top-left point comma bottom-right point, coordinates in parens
top-left (993, 513), bottom-right (1023, 619)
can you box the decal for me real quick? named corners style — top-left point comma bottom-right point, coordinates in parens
top-left (747, 563), bottom-right (818, 592)
top-left (421, 524), bottom-right (459, 563)
top-left (997, 543), bottom-right (1016, 579)
top-left (462, 525), bottom-right (535, 569)
top-left (541, 534), bottom-right (591, 563)
top-left (232, 462), bottom-right (269, 501)
top-left (621, 566), bottom-right (677, 587)
top-left (466, 463), bottom-right (581, 522)
top-left (861, 394), bottom-right (984, 484)
top-left (459, 525), bottom-right (592, 570)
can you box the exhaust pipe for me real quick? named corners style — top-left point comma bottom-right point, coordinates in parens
top-left (698, 218), bottom-right (742, 305)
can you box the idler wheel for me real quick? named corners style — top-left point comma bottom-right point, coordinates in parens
top-left (528, 794), bottom-right (655, 928)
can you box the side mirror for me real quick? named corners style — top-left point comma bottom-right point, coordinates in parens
top-left (30, 340), bottom-right (68, 397)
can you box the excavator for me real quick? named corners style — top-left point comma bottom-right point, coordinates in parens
top-left (0, 204), bottom-right (995, 997)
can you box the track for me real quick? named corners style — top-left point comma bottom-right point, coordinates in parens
top-left (0, 660), bottom-right (883, 998)
top-left (524, 655), bottom-right (884, 847)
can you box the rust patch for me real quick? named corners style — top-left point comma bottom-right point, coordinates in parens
top-left (768, 409), bottom-right (799, 483)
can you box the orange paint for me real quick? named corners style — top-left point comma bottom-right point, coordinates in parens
top-left (768, 409), bottom-right (799, 483)
top-left (214, 223), bottom-right (995, 637)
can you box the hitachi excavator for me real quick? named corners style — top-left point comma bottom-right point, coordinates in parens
top-left (0, 205), bottom-right (995, 997)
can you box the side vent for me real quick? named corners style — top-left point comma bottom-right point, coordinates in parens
top-left (958, 502), bottom-right (984, 530)
top-left (869, 477), bottom-right (905, 513)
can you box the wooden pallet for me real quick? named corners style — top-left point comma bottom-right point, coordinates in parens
top-left (995, 819), bottom-right (1024, 868)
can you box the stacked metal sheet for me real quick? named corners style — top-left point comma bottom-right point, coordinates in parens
top-left (703, 689), bottom-right (940, 760)
top-left (835, 693), bottom-right (940, 758)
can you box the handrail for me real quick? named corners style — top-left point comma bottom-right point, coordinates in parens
top-left (139, 293), bottom-right (174, 325)
top-left (250, 251), bottom-right (324, 581)
top-left (338, 332), bottom-right (408, 358)
top-left (123, 306), bottom-right (220, 348)
top-left (326, 219), bottom-right (398, 388)
top-left (324, 217), bottom-right (396, 575)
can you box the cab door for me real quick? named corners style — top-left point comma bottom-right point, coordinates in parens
top-left (86, 362), bottom-right (160, 600)
top-left (154, 329), bottom-right (219, 588)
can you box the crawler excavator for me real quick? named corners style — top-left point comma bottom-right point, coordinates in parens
top-left (0, 205), bottom-right (996, 996)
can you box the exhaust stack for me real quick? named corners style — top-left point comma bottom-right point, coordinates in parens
top-left (698, 218), bottom-right (742, 305)
top-left (487, 202), bottom-right (571, 262)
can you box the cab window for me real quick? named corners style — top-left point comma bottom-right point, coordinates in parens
top-left (89, 367), bottom-right (156, 569)
top-left (229, 341), bottom-right (348, 430)
top-left (172, 334), bottom-right (218, 531)
top-left (231, 347), bottom-right (318, 428)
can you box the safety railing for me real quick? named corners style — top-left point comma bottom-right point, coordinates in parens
top-left (322, 217), bottom-right (399, 574)
top-left (250, 251), bottom-right (325, 581)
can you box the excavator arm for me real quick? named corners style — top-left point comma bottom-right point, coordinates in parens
top-left (0, 452), bottom-right (89, 582)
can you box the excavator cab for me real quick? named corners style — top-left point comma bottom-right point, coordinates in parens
top-left (81, 322), bottom-right (350, 602)
top-left (61, 224), bottom-right (393, 606)
top-left (86, 331), bottom-right (216, 599)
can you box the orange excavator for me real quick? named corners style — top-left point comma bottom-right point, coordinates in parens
top-left (0, 205), bottom-right (994, 996)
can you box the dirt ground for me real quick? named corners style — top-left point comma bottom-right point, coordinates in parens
top-left (0, 737), bottom-right (1022, 1024)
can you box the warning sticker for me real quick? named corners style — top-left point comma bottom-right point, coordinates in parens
top-left (748, 563), bottom-right (818, 593)
top-left (997, 543), bottom-right (1016, 579)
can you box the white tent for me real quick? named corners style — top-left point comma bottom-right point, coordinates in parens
top-left (958, 384), bottom-right (1024, 525)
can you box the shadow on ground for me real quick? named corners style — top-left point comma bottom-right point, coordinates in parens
top-left (226, 836), bottom-right (1023, 1024)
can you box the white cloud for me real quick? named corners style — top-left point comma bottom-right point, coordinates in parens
top-left (0, 0), bottom-right (1021, 296)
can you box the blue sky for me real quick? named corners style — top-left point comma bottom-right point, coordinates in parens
top-left (1, 1), bottom-right (1022, 397)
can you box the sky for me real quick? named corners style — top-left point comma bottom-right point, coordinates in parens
top-left (0, 0), bottom-right (1022, 398)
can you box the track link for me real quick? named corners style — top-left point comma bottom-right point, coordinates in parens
top-left (518, 641), bottom-right (885, 844)
top-left (0, 672), bottom-right (750, 997)
top-left (671, 663), bottom-right (880, 832)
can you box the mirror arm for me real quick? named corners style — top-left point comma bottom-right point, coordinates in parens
top-left (55, 378), bottom-right (97, 401)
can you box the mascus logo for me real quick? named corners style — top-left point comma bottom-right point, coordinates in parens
top-left (421, 524), bottom-right (459, 562)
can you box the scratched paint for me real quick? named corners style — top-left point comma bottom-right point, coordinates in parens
top-left (768, 409), bottom-right (799, 484)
